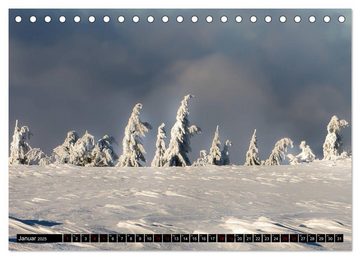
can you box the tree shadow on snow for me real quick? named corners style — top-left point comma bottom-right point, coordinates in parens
top-left (9, 216), bottom-right (62, 227)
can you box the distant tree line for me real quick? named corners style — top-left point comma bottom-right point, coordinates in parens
top-left (9, 95), bottom-right (350, 167)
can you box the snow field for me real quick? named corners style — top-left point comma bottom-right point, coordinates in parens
top-left (9, 158), bottom-right (351, 250)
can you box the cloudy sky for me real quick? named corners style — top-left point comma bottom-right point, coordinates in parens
top-left (9, 9), bottom-right (351, 164)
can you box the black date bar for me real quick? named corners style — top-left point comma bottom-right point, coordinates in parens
top-left (15, 233), bottom-right (344, 243)
top-left (17, 234), bottom-right (63, 243)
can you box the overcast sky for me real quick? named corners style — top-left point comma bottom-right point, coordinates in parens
top-left (9, 9), bottom-right (351, 164)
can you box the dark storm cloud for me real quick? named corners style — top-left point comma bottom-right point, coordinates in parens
top-left (9, 9), bottom-right (351, 163)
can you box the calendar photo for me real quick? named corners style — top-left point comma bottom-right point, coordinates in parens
top-left (9, 9), bottom-right (352, 251)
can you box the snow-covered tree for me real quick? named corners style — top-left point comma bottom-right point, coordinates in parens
top-left (221, 140), bottom-right (232, 165)
top-left (53, 130), bottom-right (79, 164)
top-left (193, 150), bottom-right (209, 166)
top-left (151, 123), bottom-right (167, 167)
top-left (201, 126), bottom-right (231, 166)
top-left (323, 115), bottom-right (349, 160)
top-left (193, 138), bottom-right (231, 166)
top-left (91, 135), bottom-right (118, 167)
top-left (39, 156), bottom-right (53, 166)
top-left (244, 129), bottom-right (261, 166)
top-left (208, 126), bottom-right (222, 165)
top-left (287, 154), bottom-right (300, 165)
top-left (264, 138), bottom-right (293, 165)
top-left (117, 103), bottom-right (152, 167)
top-left (9, 120), bottom-right (50, 166)
top-left (25, 148), bottom-right (47, 165)
top-left (69, 130), bottom-right (95, 166)
top-left (287, 141), bottom-right (316, 165)
top-left (297, 141), bottom-right (316, 163)
top-left (164, 95), bottom-right (201, 167)
top-left (9, 120), bottom-right (32, 165)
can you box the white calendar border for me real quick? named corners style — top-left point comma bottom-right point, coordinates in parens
top-left (0, 1), bottom-right (358, 259)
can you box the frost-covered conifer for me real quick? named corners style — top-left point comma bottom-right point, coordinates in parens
top-left (39, 156), bottom-right (53, 166)
top-left (164, 95), bottom-right (201, 166)
top-left (208, 126), bottom-right (222, 165)
top-left (323, 115), bottom-right (349, 160)
top-left (69, 130), bottom-right (95, 166)
top-left (244, 129), bottom-right (261, 166)
top-left (53, 130), bottom-right (79, 164)
top-left (221, 140), bottom-right (232, 165)
top-left (151, 123), bottom-right (167, 167)
top-left (91, 135), bottom-right (118, 167)
top-left (296, 141), bottom-right (316, 163)
top-left (193, 150), bottom-right (209, 166)
top-left (264, 138), bottom-right (293, 165)
top-left (9, 120), bottom-right (32, 165)
top-left (25, 148), bottom-right (47, 165)
top-left (9, 120), bottom-right (50, 166)
top-left (117, 103), bottom-right (152, 167)
top-left (287, 154), bottom-right (300, 165)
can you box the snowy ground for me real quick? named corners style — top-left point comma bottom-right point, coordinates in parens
top-left (9, 159), bottom-right (352, 251)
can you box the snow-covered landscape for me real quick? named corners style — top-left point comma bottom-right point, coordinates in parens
top-left (8, 93), bottom-right (352, 251)
top-left (9, 158), bottom-right (351, 251)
